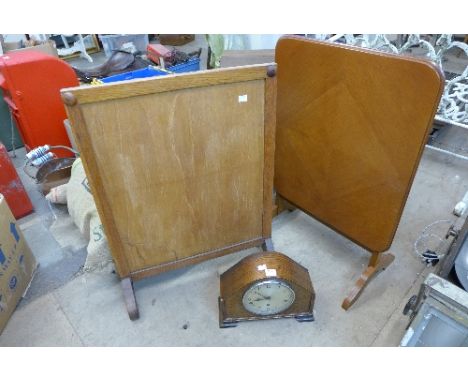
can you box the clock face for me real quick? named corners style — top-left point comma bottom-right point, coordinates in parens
top-left (242, 279), bottom-right (296, 316)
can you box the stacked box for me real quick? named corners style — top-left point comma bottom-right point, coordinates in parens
top-left (0, 193), bottom-right (37, 334)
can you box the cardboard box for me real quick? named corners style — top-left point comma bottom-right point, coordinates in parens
top-left (0, 193), bottom-right (37, 334)
top-left (8, 40), bottom-right (58, 57)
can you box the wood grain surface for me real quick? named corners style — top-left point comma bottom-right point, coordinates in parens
top-left (62, 64), bottom-right (276, 278)
top-left (275, 37), bottom-right (444, 253)
top-left (262, 75), bottom-right (277, 238)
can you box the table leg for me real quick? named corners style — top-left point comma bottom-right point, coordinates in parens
top-left (262, 238), bottom-right (274, 252)
top-left (276, 194), bottom-right (296, 215)
top-left (121, 277), bottom-right (140, 320)
top-left (341, 252), bottom-right (395, 310)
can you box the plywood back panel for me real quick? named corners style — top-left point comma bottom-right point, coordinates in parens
top-left (275, 37), bottom-right (444, 253)
top-left (62, 65), bottom-right (276, 278)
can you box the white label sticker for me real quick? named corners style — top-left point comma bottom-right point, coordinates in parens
top-left (238, 94), bottom-right (248, 103)
top-left (257, 264), bottom-right (277, 277)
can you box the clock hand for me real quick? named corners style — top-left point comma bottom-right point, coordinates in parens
top-left (254, 291), bottom-right (270, 299)
top-left (254, 298), bottom-right (271, 302)
top-left (253, 294), bottom-right (271, 301)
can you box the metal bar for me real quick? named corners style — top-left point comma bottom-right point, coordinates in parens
top-left (328, 34), bottom-right (345, 42)
top-left (434, 116), bottom-right (468, 130)
top-left (426, 144), bottom-right (468, 161)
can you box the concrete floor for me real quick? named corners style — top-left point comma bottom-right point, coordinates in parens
top-left (1, 35), bottom-right (468, 346)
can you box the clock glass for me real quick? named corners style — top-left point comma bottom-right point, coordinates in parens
top-left (242, 279), bottom-right (296, 316)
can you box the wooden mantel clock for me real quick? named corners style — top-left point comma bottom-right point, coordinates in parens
top-left (218, 251), bottom-right (315, 327)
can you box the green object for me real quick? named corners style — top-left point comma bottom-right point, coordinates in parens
top-left (206, 34), bottom-right (224, 68)
top-left (0, 89), bottom-right (23, 151)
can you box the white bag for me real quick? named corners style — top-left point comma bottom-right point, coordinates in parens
top-left (66, 158), bottom-right (114, 273)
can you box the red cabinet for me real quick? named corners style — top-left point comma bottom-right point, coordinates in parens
top-left (0, 143), bottom-right (33, 219)
top-left (0, 51), bottom-right (79, 158)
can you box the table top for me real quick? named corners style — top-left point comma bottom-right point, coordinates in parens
top-left (275, 36), bottom-right (444, 253)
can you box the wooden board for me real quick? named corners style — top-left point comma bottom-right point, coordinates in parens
top-left (275, 37), bottom-right (444, 253)
top-left (62, 64), bottom-right (276, 279)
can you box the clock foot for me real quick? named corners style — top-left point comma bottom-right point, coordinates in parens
top-left (220, 320), bottom-right (239, 328)
top-left (295, 304), bottom-right (315, 322)
top-left (294, 314), bottom-right (315, 322)
top-left (261, 238), bottom-right (274, 252)
top-left (218, 296), bottom-right (238, 328)
top-left (121, 277), bottom-right (140, 321)
top-left (341, 252), bottom-right (395, 311)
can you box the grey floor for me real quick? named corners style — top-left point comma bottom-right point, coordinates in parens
top-left (1, 35), bottom-right (468, 346)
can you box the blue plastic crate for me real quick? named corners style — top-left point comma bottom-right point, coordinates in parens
top-left (167, 57), bottom-right (200, 73)
top-left (101, 66), bottom-right (168, 83)
top-left (101, 58), bottom-right (201, 84)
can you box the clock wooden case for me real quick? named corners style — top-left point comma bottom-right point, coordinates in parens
top-left (219, 251), bottom-right (315, 327)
